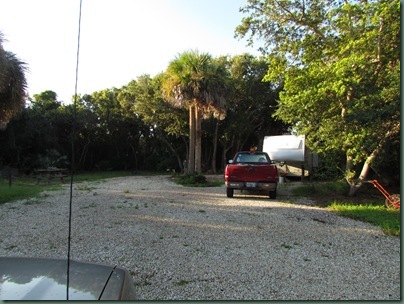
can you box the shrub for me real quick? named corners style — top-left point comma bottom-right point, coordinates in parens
top-left (174, 173), bottom-right (207, 186)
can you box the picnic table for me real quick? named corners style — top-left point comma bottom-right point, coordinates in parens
top-left (34, 167), bottom-right (69, 184)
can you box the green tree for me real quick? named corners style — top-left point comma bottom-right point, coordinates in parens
top-left (0, 32), bottom-right (28, 130)
top-left (162, 50), bottom-right (229, 173)
top-left (223, 54), bottom-right (286, 153)
top-left (78, 88), bottom-right (148, 171)
top-left (119, 74), bottom-right (188, 171)
top-left (0, 90), bottom-right (69, 170)
top-left (236, 0), bottom-right (400, 194)
top-left (31, 90), bottom-right (61, 111)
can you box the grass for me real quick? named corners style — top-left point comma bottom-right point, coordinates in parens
top-left (291, 181), bottom-right (400, 236)
top-left (0, 179), bottom-right (63, 205)
top-left (328, 202), bottom-right (400, 236)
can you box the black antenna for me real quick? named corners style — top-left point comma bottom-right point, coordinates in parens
top-left (67, 0), bottom-right (83, 300)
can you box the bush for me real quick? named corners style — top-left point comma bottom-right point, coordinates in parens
top-left (174, 173), bottom-right (208, 186)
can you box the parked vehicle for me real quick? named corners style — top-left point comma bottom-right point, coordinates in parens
top-left (263, 134), bottom-right (318, 178)
top-left (0, 257), bottom-right (136, 300)
top-left (224, 150), bottom-right (278, 198)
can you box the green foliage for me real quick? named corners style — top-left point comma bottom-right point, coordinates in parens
top-left (174, 173), bottom-right (207, 186)
top-left (236, 0), bottom-right (400, 182)
top-left (310, 150), bottom-right (345, 181)
top-left (0, 32), bottom-right (28, 130)
top-left (328, 202), bottom-right (400, 236)
top-left (162, 50), bottom-right (229, 118)
top-left (220, 54), bottom-right (287, 155)
top-left (290, 181), bottom-right (399, 236)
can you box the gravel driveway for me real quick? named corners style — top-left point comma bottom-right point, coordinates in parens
top-left (0, 175), bottom-right (400, 300)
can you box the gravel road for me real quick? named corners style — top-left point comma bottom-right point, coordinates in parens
top-left (0, 175), bottom-right (400, 300)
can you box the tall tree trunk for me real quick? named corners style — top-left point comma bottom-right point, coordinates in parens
top-left (181, 136), bottom-right (189, 173)
top-left (188, 105), bottom-right (196, 174)
top-left (348, 150), bottom-right (377, 196)
top-left (347, 128), bottom-right (395, 196)
top-left (211, 120), bottom-right (220, 174)
top-left (195, 105), bottom-right (202, 173)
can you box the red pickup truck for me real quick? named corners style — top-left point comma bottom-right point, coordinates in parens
top-left (224, 151), bottom-right (279, 199)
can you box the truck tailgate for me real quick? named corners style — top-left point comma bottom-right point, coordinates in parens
top-left (227, 164), bottom-right (277, 182)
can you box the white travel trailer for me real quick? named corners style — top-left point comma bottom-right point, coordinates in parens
top-left (263, 135), bottom-right (318, 178)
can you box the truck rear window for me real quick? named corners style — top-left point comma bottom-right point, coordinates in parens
top-left (235, 153), bottom-right (269, 164)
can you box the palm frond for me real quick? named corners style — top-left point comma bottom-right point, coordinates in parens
top-left (162, 50), bottom-right (228, 119)
top-left (0, 50), bottom-right (28, 129)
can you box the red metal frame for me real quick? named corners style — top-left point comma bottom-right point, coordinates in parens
top-left (369, 180), bottom-right (400, 208)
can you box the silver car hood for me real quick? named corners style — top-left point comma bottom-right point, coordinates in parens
top-left (0, 257), bottom-right (135, 300)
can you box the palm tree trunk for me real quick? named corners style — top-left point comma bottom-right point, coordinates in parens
top-left (188, 105), bottom-right (196, 174)
top-left (195, 105), bottom-right (202, 173)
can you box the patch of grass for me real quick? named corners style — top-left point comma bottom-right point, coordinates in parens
top-left (5, 245), bottom-right (17, 251)
top-left (0, 179), bottom-right (63, 205)
top-left (281, 243), bottom-right (293, 249)
top-left (291, 181), bottom-right (400, 236)
top-left (328, 202), bottom-right (400, 236)
top-left (176, 280), bottom-right (190, 286)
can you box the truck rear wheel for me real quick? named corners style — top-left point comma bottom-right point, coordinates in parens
top-left (226, 188), bottom-right (234, 198)
top-left (269, 190), bottom-right (276, 199)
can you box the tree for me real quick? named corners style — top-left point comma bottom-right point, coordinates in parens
top-left (162, 50), bottom-right (229, 173)
top-left (236, 0), bottom-right (400, 194)
top-left (0, 90), bottom-right (69, 170)
top-left (223, 54), bottom-right (286, 153)
top-left (118, 74), bottom-right (188, 171)
top-left (0, 32), bottom-right (28, 130)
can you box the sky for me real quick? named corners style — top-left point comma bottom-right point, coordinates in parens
top-left (0, 0), bottom-right (261, 103)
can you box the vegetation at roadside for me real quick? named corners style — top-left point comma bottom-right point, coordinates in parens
top-left (173, 173), bottom-right (223, 187)
top-left (0, 171), bottom-right (138, 204)
top-left (291, 182), bottom-right (400, 236)
top-left (291, 180), bottom-right (350, 197)
top-left (0, 179), bottom-right (63, 205)
top-left (328, 202), bottom-right (400, 236)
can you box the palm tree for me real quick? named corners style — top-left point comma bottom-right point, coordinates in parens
top-left (162, 50), bottom-right (228, 173)
top-left (0, 32), bottom-right (28, 130)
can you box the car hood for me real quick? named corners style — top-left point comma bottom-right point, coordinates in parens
top-left (0, 257), bottom-right (135, 300)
